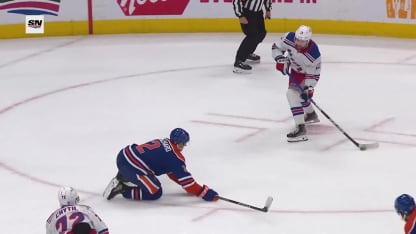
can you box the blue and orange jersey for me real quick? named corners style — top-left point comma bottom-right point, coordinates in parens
top-left (405, 210), bottom-right (416, 234)
top-left (118, 138), bottom-right (205, 196)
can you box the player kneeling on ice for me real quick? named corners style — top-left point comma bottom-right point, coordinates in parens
top-left (395, 194), bottom-right (416, 234)
top-left (103, 128), bottom-right (219, 202)
top-left (46, 187), bottom-right (109, 234)
top-left (271, 25), bottom-right (322, 142)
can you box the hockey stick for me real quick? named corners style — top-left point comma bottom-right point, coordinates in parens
top-left (287, 72), bottom-right (379, 151)
top-left (218, 196), bottom-right (274, 212)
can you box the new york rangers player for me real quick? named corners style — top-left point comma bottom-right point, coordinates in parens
top-left (272, 25), bottom-right (322, 142)
top-left (103, 128), bottom-right (219, 202)
top-left (395, 194), bottom-right (416, 234)
top-left (46, 187), bottom-right (109, 234)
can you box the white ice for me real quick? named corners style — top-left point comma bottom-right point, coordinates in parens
top-left (0, 33), bottom-right (416, 234)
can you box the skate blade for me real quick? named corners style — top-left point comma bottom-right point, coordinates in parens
top-left (103, 177), bottom-right (119, 199)
top-left (287, 135), bottom-right (308, 142)
top-left (233, 68), bottom-right (252, 74)
top-left (245, 59), bottom-right (260, 64)
top-left (305, 119), bottom-right (320, 125)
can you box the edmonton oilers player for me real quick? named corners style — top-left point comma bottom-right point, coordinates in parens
top-left (103, 128), bottom-right (219, 202)
top-left (395, 194), bottom-right (416, 234)
top-left (272, 25), bottom-right (322, 142)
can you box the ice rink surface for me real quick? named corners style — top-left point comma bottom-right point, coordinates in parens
top-left (0, 32), bottom-right (415, 234)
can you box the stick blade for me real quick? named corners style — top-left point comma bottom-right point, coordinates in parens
top-left (359, 142), bottom-right (379, 151)
top-left (263, 196), bottom-right (274, 212)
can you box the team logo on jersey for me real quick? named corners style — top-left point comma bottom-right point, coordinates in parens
top-left (117, 0), bottom-right (190, 16)
top-left (0, 0), bottom-right (61, 16)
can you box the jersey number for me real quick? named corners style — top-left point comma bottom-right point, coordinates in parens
top-left (136, 140), bottom-right (161, 154)
top-left (56, 212), bottom-right (85, 232)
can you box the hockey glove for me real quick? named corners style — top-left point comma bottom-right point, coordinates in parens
top-left (275, 62), bottom-right (289, 76)
top-left (301, 86), bottom-right (314, 101)
top-left (198, 185), bottom-right (219, 202)
top-left (274, 55), bottom-right (289, 63)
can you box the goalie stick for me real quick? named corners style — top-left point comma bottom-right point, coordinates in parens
top-left (218, 196), bottom-right (274, 213)
top-left (286, 72), bottom-right (379, 151)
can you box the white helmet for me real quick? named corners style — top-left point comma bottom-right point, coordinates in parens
top-left (58, 187), bottom-right (80, 207)
top-left (295, 25), bottom-right (312, 41)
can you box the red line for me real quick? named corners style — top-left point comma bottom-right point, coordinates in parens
top-left (321, 139), bottom-right (348, 151)
top-left (235, 128), bottom-right (267, 142)
top-left (207, 112), bottom-right (291, 123)
top-left (154, 201), bottom-right (393, 216)
top-left (369, 130), bottom-right (416, 138)
top-left (191, 120), bottom-right (266, 142)
top-left (368, 139), bottom-right (416, 147)
top-left (0, 161), bottom-right (98, 196)
top-left (364, 117), bottom-right (395, 131)
top-left (0, 80), bottom-right (108, 115)
top-left (0, 38), bottom-right (83, 70)
top-left (365, 117), bottom-right (416, 137)
top-left (191, 208), bottom-right (220, 222)
top-left (190, 120), bottom-right (264, 130)
top-left (322, 137), bottom-right (416, 151)
top-left (270, 209), bottom-right (393, 214)
top-left (0, 160), bottom-right (395, 215)
top-left (87, 0), bottom-right (93, 34)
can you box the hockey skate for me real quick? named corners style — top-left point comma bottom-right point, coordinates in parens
top-left (304, 111), bottom-right (320, 124)
top-left (233, 60), bottom-right (252, 74)
top-left (287, 124), bottom-right (308, 142)
top-left (246, 53), bottom-right (261, 63)
top-left (103, 173), bottom-right (126, 200)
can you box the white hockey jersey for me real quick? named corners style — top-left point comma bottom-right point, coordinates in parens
top-left (46, 204), bottom-right (109, 234)
top-left (272, 32), bottom-right (321, 88)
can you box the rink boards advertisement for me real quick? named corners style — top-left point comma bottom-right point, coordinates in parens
top-left (0, 0), bottom-right (415, 38)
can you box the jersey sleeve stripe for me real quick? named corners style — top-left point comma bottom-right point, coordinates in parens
top-left (182, 181), bottom-right (196, 188)
top-left (177, 175), bottom-right (196, 187)
top-left (291, 106), bottom-right (304, 116)
top-left (304, 53), bottom-right (316, 63)
top-left (305, 74), bottom-right (320, 81)
top-left (284, 38), bottom-right (296, 48)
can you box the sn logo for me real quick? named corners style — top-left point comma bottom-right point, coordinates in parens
top-left (28, 19), bottom-right (43, 28)
top-left (25, 15), bottom-right (44, 34)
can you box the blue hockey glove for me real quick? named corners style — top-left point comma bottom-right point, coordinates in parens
top-left (301, 86), bottom-right (314, 101)
top-left (198, 185), bottom-right (219, 202)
